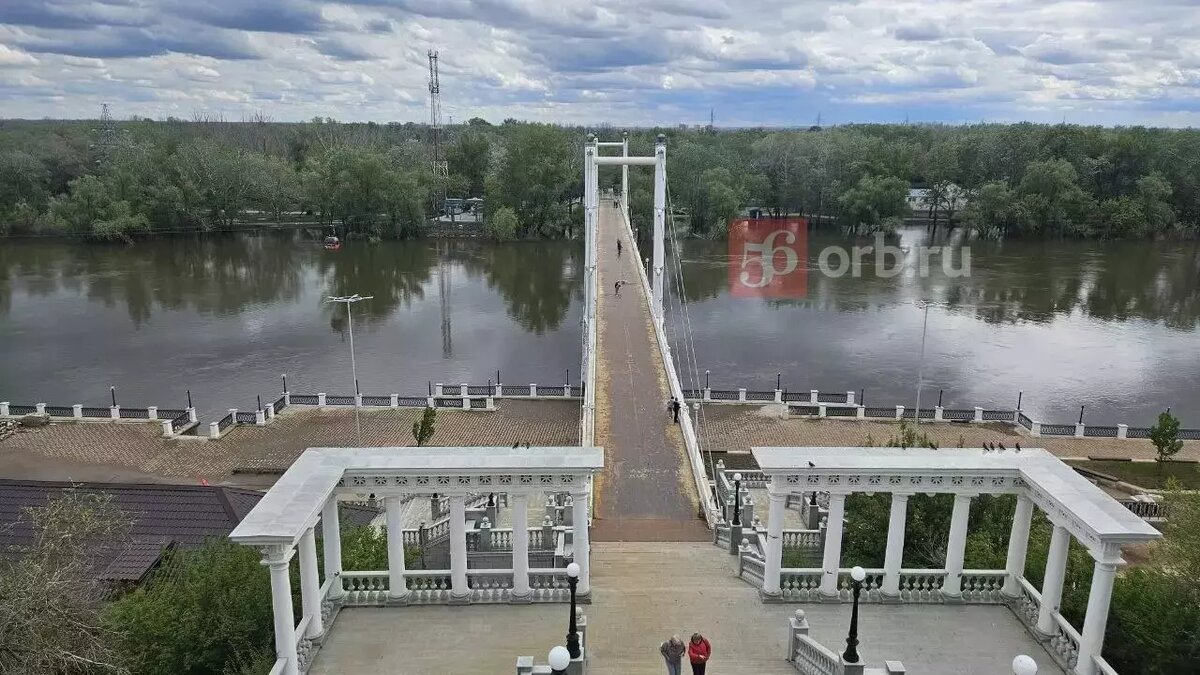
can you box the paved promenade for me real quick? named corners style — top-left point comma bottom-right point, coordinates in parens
top-left (0, 400), bottom-right (580, 486)
top-left (700, 404), bottom-right (1200, 463)
top-left (312, 542), bottom-right (1062, 675)
top-left (592, 203), bottom-right (707, 541)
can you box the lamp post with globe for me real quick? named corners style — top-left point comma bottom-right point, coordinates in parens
top-left (548, 646), bottom-right (571, 675)
top-left (842, 566), bottom-right (867, 663)
top-left (566, 562), bottom-right (581, 658)
top-left (1012, 655), bottom-right (1038, 675)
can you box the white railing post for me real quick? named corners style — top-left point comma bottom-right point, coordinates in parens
top-left (354, 393), bottom-right (362, 408)
top-left (763, 486), bottom-right (786, 598)
top-left (774, 388), bottom-right (783, 404)
top-left (530, 384), bottom-right (537, 397)
top-left (881, 493), bottom-right (910, 600)
top-left (322, 499), bottom-right (344, 600)
top-left (703, 387), bottom-right (711, 402)
top-left (942, 494), bottom-right (973, 600)
top-left (265, 404), bottom-right (276, 420)
top-left (818, 404), bottom-right (827, 418)
top-left (298, 527), bottom-right (324, 637)
top-left (427, 395), bottom-right (435, 407)
top-left (110, 405), bottom-right (120, 420)
top-left (188, 407), bottom-right (197, 423)
top-left (435, 383), bottom-right (444, 396)
top-left (495, 383), bottom-right (503, 397)
top-left (449, 495), bottom-right (469, 603)
top-left (1031, 420), bottom-right (1042, 437)
top-left (973, 406), bottom-right (983, 422)
top-left (161, 420), bottom-right (173, 437)
top-left (255, 409), bottom-right (266, 425)
top-left (1075, 422), bottom-right (1085, 438)
top-left (846, 390), bottom-right (855, 405)
top-left (486, 396), bottom-right (495, 410)
top-left (72, 404), bottom-right (82, 419)
top-left (1117, 423), bottom-right (1128, 439)
top-left (738, 388), bottom-right (747, 402)
top-left (0, 402), bottom-right (8, 417)
top-left (511, 494), bottom-right (531, 602)
top-left (810, 389), bottom-right (818, 404)
top-left (208, 422), bottom-right (219, 437)
top-left (856, 406), bottom-right (865, 419)
top-left (35, 403), bottom-right (46, 415)
top-left (895, 405), bottom-right (904, 420)
top-left (819, 493), bottom-right (847, 599)
top-left (317, 393), bottom-right (326, 406)
top-left (147, 406), bottom-right (157, 420)
top-left (1037, 524), bottom-right (1071, 635)
top-left (934, 406), bottom-right (944, 421)
top-left (386, 497), bottom-right (410, 603)
top-left (1002, 495), bottom-right (1034, 599)
top-left (263, 547), bottom-right (299, 675)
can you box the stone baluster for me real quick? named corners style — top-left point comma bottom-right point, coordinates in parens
top-left (763, 486), bottom-right (786, 599)
top-left (261, 546), bottom-right (299, 675)
top-left (479, 517), bottom-right (493, 552)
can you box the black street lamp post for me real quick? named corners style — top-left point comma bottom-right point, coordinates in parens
top-left (732, 473), bottom-right (743, 526)
top-left (566, 562), bottom-right (581, 658)
top-left (842, 566), bottom-right (866, 663)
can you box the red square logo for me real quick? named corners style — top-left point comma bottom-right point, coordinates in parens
top-left (728, 218), bottom-right (808, 298)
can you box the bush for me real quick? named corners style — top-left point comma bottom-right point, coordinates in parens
top-left (485, 206), bottom-right (519, 241)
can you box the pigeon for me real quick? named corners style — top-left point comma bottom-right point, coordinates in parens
top-left (997, 442), bottom-right (1006, 451)
top-left (1015, 442), bottom-right (1022, 453)
top-left (807, 461), bottom-right (816, 468)
top-left (512, 441), bottom-right (520, 448)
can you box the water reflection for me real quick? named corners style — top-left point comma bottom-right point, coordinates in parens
top-left (0, 232), bottom-right (582, 419)
top-left (667, 227), bottom-right (1200, 423)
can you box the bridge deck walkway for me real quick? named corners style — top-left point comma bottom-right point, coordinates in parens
top-left (591, 202), bottom-right (708, 542)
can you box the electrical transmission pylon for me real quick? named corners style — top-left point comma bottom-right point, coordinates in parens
top-left (428, 50), bottom-right (449, 212)
top-left (92, 103), bottom-right (119, 166)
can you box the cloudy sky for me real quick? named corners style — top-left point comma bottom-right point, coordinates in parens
top-left (2, 0), bottom-right (1200, 127)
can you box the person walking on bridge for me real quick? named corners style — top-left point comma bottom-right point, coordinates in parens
top-left (669, 397), bottom-right (681, 423)
top-left (688, 633), bottom-right (712, 674)
top-left (617, 239), bottom-right (623, 257)
top-left (659, 635), bottom-right (685, 675)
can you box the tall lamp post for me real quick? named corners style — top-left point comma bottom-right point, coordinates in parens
top-left (913, 300), bottom-right (931, 425)
top-left (566, 562), bottom-right (581, 658)
top-left (326, 294), bottom-right (373, 444)
top-left (732, 473), bottom-right (743, 526)
top-left (842, 565), bottom-right (866, 663)
top-left (548, 646), bottom-right (571, 675)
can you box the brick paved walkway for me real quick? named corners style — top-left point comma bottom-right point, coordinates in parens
top-left (592, 202), bottom-right (707, 541)
top-left (0, 400), bottom-right (580, 485)
top-left (698, 404), bottom-right (1200, 463)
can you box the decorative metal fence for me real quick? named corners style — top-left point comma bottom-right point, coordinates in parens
top-left (709, 389), bottom-right (740, 401)
top-left (1084, 426), bottom-right (1118, 438)
top-left (790, 405), bottom-right (819, 416)
top-left (170, 410), bottom-right (192, 430)
top-left (782, 391), bottom-right (808, 402)
top-left (467, 385), bottom-right (491, 396)
top-left (943, 409), bottom-right (974, 421)
top-left (1040, 424), bottom-right (1076, 436)
top-left (122, 407), bottom-right (150, 419)
top-left (361, 396), bottom-right (391, 406)
top-left (81, 407), bottom-right (110, 418)
top-left (1126, 427), bottom-right (1151, 439)
top-left (982, 409), bottom-right (1012, 421)
top-left (746, 390), bottom-right (775, 401)
top-left (326, 395), bottom-right (355, 406)
top-left (235, 411), bottom-right (259, 424)
top-left (271, 396), bottom-right (287, 414)
top-left (864, 407), bottom-right (895, 418)
top-left (1018, 412), bottom-right (1033, 430)
top-left (398, 397), bottom-right (429, 407)
top-left (291, 394), bottom-right (319, 405)
top-left (8, 405), bottom-right (36, 415)
top-left (216, 413), bottom-right (235, 433)
top-left (817, 391), bottom-right (845, 403)
top-left (45, 406), bottom-right (74, 417)
top-left (827, 407), bottom-right (857, 417)
top-left (442, 385), bottom-right (464, 396)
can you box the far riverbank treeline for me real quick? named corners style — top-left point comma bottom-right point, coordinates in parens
top-left (1, 117), bottom-right (1198, 242)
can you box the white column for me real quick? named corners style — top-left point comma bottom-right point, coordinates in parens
top-left (881, 493), bottom-right (910, 598)
top-left (621, 132), bottom-right (630, 225)
top-left (763, 486), bottom-right (787, 596)
top-left (263, 547), bottom-right (299, 675)
top-left (449, 494), bottom-right (469, 601)
top-left (651, 134), bottom-right (666, 321)
top-left (512, 493), bottom-right (531, 601)
top-left (571, 488), bottom-right (591, 595)
top-left (1037, 524), bottom-right (1071, 635)
top-left (1076, 550), bottom-right (1121, 675)
top-left (942, 493), bottom-right (973, 599)
top-left (1002, 495), bottom-right (1035, 598)
top-left (819, 493), bottom-right (846, 598)
top-left (298, 527), bottom-right (324, 637)
top-left (386, 496), bottom-right (409, 602)
top-left (321, 499), bottom-right (344, 599)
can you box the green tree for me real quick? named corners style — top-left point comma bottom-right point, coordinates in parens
top-left (838, 175), bottom-right (910, 232)
top-left (412, 406), bottom-right (437, 446)
top-left (447, 130), bottom-right (491, 197)
top-left (1016, 158), bottom-right (1095, 236)
top-left (47, 174), bottom-right (150, 241)
top-left (1149, 410), bottom-right (1184, 464)
top-left (485, 206), bottom-right (519, 241)
top-left (486, 124), bottom-right (576, 239)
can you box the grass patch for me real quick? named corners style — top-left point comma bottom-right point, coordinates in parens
top-left (1067, 459), bottom-right (1200, 489)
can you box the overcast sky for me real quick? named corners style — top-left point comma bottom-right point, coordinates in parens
top-left (2, 0), bottom-right (1199, 127)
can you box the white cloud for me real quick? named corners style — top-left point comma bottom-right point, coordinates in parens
top-left (0, 43), bottom-right (36, 66)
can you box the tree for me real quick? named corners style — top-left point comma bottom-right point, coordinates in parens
top-left (838, 175), bottom-right (909, 232)
top-left (447, 130), bottom-right (491, 197)
top-left (412, 406), bottom-right (437, 446)
top-left (965, 181), bottom-right (1022, 238)
top-left (1149, 410), bottom-right (1184, 464)
top-left (0, 489), bottom-right (131, 674)
top-left (485, 206), bottom-right (519, 242)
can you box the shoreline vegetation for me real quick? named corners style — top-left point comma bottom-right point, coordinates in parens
top-left (2, 116), bottom-right (1199, 243)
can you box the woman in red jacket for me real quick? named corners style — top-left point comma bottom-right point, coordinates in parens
top-left (687, 632), bottom-right (712, 674)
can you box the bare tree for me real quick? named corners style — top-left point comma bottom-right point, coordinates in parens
top-left (0, 489), bottom-right (132, 674)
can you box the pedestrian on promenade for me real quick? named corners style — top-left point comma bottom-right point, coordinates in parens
top-left (659, 635), bottom-right (686, 675)
top-left (687, 633), bottom-right (712, 674)
top-left (617, 239), bottom-right (623, 257)
top-left (614, 280), bottom-right (622, 296)
top-left (669, 397), bottom-right (681, 423)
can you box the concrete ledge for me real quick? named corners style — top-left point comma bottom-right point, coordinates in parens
top-left (879, 591), bottom-right (902, 604)
top-left (759, 589), bottom-right (785, 603)
top-left (449, 592), bottom-right (471, 606)
top-left (510, 591), bottom-right (532, 605)
top-left (384, 594), bottom-right (410, 607)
